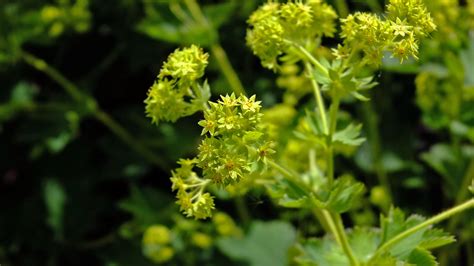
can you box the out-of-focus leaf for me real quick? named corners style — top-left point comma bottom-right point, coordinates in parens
top-left (461, 32), bottom-right (474, 86)
top-left (118, 186), bottom-right (174, 233)
top-left (421, 143), bottom-right (468, 196)
top-left (137, 19), bottom-right (217, 46)
top-left (267, 178), bottom-right (311, 209)
top-left (203, 2), bottom-right (236, 29)
top-left (333, 123), bottom-right (365, 146)
top-left (217, 221), bottom-right (296, 266)
top-left (43, 178), bottom-right (66, 239)
top-left (313, 175), bottom-right (365, 213)
top-left (0, 82), bottom-right (37, 123)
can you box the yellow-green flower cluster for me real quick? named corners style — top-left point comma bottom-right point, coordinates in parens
top-left (387, 0), bottom-right (437, 37)
top-left (159, 45), bottom-right (209, 84)
top-left (338, 0), bottom-right (436, 64)
top-left (142, 225), bottom-right (175, 263)
top-left (40, 0), bottom-right (91, 37)
top-left (246, 0), bottom-right (337, 70)
top-left (145, 45), bottom-right (210, 124)
top-left (197, 94), bottom-right (272, 185)
top-left (170, 158), bottom-right (215, 219)
top-left (169, 94), bottom-right (271, 219)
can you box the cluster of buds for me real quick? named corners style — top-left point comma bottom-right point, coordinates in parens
top-left (145, 45), bottom-right (210, 124)
top-left (142, 225), bottom-right (175, 263)
top-left (338, 0), bottom-right (436, 65)
top-left (170, 94), bottom-right (272, 219)
top-left (246, 0), bottom-right (337, 70)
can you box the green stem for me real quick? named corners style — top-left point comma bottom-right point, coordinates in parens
top-left (326, 97), bottom-right (340, 186)
top-left (371, 198), bottom-right (474, 261)
top-left (20, 50), bottom-right (83, 102)
top-left (362, 101), bottom-right (393, 210)
top-left (20, 50), bottom-right (165, 168)
top-left (291, 42), bottom-right (328, 77)
top-left (306, 63), bottom-right (328, 134)
top-left (267, 159), bottom-right (306, 190)
top-left (333, 213), bottom-right (360, 266)
top-left (211, 44), bottom-right (246, 95)
top-left (184, 0), bottom-right (208, 25)
top-left (183, 0), bottom-right (246, 96)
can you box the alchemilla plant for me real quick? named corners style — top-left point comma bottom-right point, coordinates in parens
top-left (142, 0), bottom-right (474, 265)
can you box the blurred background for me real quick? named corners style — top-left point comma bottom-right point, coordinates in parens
top-left (1, 0), bottom-right (473, 265)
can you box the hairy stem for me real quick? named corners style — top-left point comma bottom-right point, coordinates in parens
top-left (20, 50), bottom-right (165, 168)
top-left (371, 198), bottom-right (474, 261)
top-left (303, 49), bottom-right (358, 265)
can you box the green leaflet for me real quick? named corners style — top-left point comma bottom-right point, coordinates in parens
top-left (333, 123), bottom-right (365, 147)
top-left (406, 248), bottom-right (437, 266)
top-left (313, 175), bottom-right (366, 213)
top-left (217, 221), bottom-right (296, 266)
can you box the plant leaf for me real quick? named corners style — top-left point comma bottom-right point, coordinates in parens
top-left (217, 221), bottom-right (296, 266)
top-left (406, 248), bottom-right (437, 266)
top-left (333, 123), bottom-right (365, 146)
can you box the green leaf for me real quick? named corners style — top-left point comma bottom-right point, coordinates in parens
top-left (349, 227), bottom-right (380, 263)
top-left (43, 179), bottom-right (66, 240)
top-left (313, 175), bottom-right (365, 213)
top-left (333, 123), bottom-right (365, 147)
top-left (267, 179), bottom-right (311, 209)
top-left (118, 186), bottom-right (174, 231)
top-left (295, 227), bottom-right (381, 265)
top-left (217, 221), bottom-right (296, 266)
top-left (379, 208), bottom-right (434, 259)
top-left (418, 228), bottom-right (456, 250)
top-left (0, 82), bottom-right (37, 123)
top-left (421, 143), bottom-right (468, 197)
top-left (295, 236), bottom-right (347, 266)
top-left (406, 248), bottom-right (437, 266)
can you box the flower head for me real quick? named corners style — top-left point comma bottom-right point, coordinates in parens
top-left (144, 46), bottom-right (210, 124)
